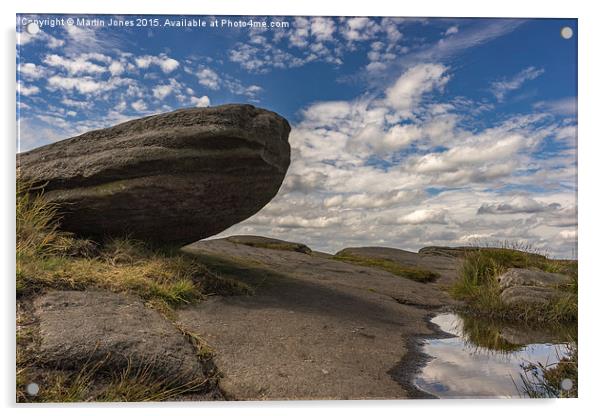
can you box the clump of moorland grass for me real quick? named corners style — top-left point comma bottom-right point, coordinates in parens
top-left (17, 233), bottom-right (230, 307)
top-left (16, 178), bottom-right (73, 257)
top-left (515, 343), bottom-right (578, 398)
top-left (450, 243), bottom-right (577, 323)
top-left (17, 356), bottom-right (214, 403)
top-left (332, 252), bottom-right (439, 283)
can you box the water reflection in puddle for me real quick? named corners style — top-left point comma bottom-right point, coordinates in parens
top-left (414, 312), bottom-right (573, 399)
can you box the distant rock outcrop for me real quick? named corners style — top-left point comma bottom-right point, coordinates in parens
top-left (333, 246), bottom-right (461, 285)
top-left (18, 104), bottom-right (291, 245)
top-left (417, 246), bottom-right (477, 258)
top-left (225, 235), bottom-right (312, 254)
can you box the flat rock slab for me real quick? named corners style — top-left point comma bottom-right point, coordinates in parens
top-left (500, 285), bottom-right (562, 306)
top-left (499, 324), bottom-right (574, 346)
top-left (178, 238), bottom-right (457, 400)
top-left (34, 290), bottom-right (207, 383)
top-left (497, 268), bottom-right (571, 290)
top-left (18, 104), bottom-right (291, 245)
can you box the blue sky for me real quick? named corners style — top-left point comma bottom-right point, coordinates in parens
top-left (16, 15), bottom-right (578, 257)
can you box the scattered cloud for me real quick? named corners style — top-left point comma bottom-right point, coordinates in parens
top-left (477, 197), bottom-right (561, 215)
top-left (47, 74), bottom-right (130, 95)
top-left (385, 63), bottom-right (450, 113)
top-left (190, 95), bottom-right (211, 107)
top-left (61, 98), bottom-right (91, 109)
top-left (18, 62), bottom-right (46, 79)
top-left (341, 17), bottom-right (381, 42)
top-left (43, 53), bottom-right (108, 75)
top-left (311, 17), bottom-right (336, 42)
top-left (559, 229), bottom-right (577, 240)
top-left (491, 66), bottom-right (545, 102)
top-left (445, 26), bottom-right (459, 36)
top-left (131, 99), bottom-right (147, 112)
top-left (108, 61), bottom-right (125, 76)
top-left (61, 24), bottom-right (122, 54)
top-left (397, 209), bottom-right (448, 225)
top-left (17, 81), bottom-right (40, 96)
top-left (153, 83), bottom-right (175, 99)
top-left (135, 54), bottom-right (180, 73)
top-left (195, 67), bottom-right (220, 90)
top-left (534, 97), bottom-right (577, 116)
top-left (17, 28), bottom-right (64, 49)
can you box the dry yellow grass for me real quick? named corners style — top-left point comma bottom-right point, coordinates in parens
top-left (16, 177), bottom-right (250, 305)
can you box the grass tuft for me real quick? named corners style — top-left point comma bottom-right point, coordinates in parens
top-left (515, 343), bottom-right (578, 398)
top-left (332, 252), bottom-right (439, 283)
top-left (450, 245), bottom-right (577, 323)
top-left (17, 177), bottom-right (74, 257)
top-left (17, 356), bottom-right (213, 402)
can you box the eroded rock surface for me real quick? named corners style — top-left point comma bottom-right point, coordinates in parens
top-left (34, 290), bottom-right (208, 384)
top-left (178, 238), bottom-right (458, 400)
top-left (497, 268), bottom-right (571, 290)
top-left (500, 285), bottom-right (561, 306)
top-left (18, 104), bottom-right (291, 245)
top-left (497, 268), bottom-right (572, 307)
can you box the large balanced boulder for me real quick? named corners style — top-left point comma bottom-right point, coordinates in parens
top-left (18, 104), bottom-right (291, 245)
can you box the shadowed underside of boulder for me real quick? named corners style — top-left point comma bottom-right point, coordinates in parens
top-left (17, 104), bottom-right (291, 245)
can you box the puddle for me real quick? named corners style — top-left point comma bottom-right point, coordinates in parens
top-left (414, 312), bottom-right (575, 398)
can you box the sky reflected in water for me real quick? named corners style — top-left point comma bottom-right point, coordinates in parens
top-left (415, 313), bottom-right (571, 398)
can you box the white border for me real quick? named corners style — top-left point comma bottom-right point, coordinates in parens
top-left (2, 1), bottom-right (600, 415)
